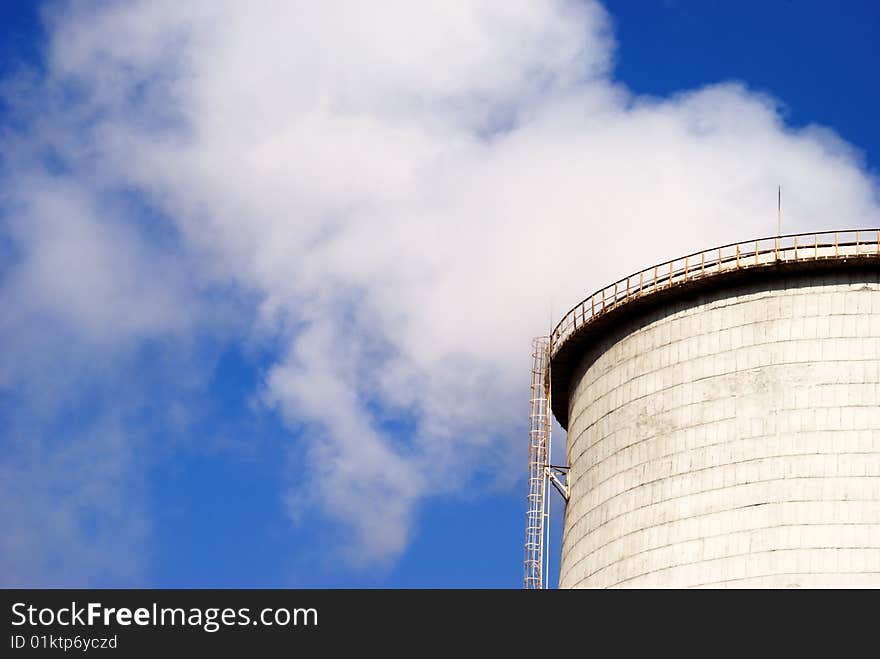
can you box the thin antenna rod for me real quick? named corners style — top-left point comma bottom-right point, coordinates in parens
top-left (777, 186), bottom-right (781, 237)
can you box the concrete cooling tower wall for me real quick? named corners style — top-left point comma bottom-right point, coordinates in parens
top-left (549, 233), bottom-right (880, 588)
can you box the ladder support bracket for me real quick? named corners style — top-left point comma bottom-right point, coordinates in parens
top-left (547, 466), bottom-right (570, 502)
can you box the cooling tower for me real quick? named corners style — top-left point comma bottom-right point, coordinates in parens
top-left (550, 230), bottom-right (880, 588)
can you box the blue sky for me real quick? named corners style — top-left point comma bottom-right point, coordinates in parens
top-left (1, 1), bottom-right (878, 588)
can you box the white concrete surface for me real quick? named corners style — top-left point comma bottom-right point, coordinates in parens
top-left (559, 270), bottom-right (880, 588)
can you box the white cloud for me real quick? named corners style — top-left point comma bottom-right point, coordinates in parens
top-left (2, 0), bottom-right (878, 574)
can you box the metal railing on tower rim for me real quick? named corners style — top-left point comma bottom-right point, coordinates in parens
top-left (550, 229), bottom-right (880, 358)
